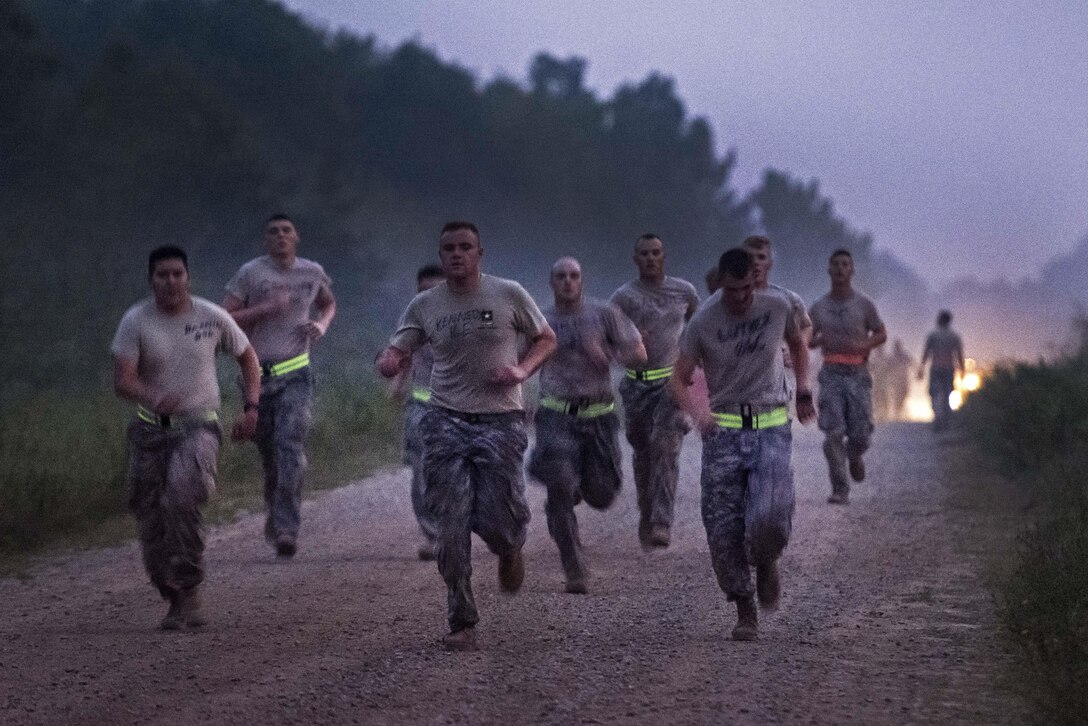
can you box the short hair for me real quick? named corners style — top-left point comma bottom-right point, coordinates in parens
top-left (937, 310), bottom-right (952, 326)
top-left (742, 235), bottom-right (772, 250)
top-left (266, 213), bottom-right (294, 226)
top-left (829, 248), bottom-right (853, 262)
top-left (416, 264), bottom-right (444, 282)
top-left (704, 266), bottom-right (721, 294)
top-left (635, 233), bottom-right (661, 251)
top-left (440, 221), bottom-right (479, 239)
top-left (717, 248), bottom-right (753, 280)
top-left (148, 245), bottom-right (188, 276)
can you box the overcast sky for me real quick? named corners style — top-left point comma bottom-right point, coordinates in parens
top-left (284, 0), bottom-right (1088, 286)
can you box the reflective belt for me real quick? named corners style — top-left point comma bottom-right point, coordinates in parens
top-left (411, 386), bottom-right (432, 403)
top-left (712, 405), bottom-right (789, 430)
top-left (625, 366), bottom-right (673, 382)
top-left (261, 352), bottom-right (310, 377)
top-left (539, 396), bottom-right (615, 418)
top-left (136, 405), bottom-right (218, 429)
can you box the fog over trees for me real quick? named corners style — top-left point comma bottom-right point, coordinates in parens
top-left (2, 0), bottom-right (1082, 399)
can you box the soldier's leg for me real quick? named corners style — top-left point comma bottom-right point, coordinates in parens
top-left (528, 411), bottom-right (585, 587)
top-left (700, 429), bottom-right (752, 600)
top-left (126, 423), bottom-right (175, 602)
top-left (404, 402), bottom-right (437, 551)
top-left (647, 387), bottom-right (690, 533)
top-left (269, 370), bottom-right (315, 545)
top-left (818, 368), bottom-right (850, 501)
top-left (420, 410), bottom-right (478, 634)
top-left (254, 387), bottom-right (278, 541)
top-left (748, 426), bottom-right (794, 611)
top-left (579, 413), bottom-right (623, 511)
top-left (619, 379), bottom-right (654, 541)
top-left (471, 417), bottom-right (531, 562)
top-left (844, 370), bottom-right (874, 479)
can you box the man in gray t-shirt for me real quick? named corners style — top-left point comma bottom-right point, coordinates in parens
top-left (808, 249), bottom-right (887, 504)
top-left (376, 221), bottom-right (557, 652)
top-left (390, 264), bottom-right (446, 561)
top-left (528, 257), bottom-right (646, 594)
top-left (223, 214), bottom-right (336, 558)
top-left (919, 310), bottom-right (965, 431)
top-left (671, 248), bottom-right (815, 642)
top-left (609, 233), bottom-right (700, 548)
top-left (112, 246), bottom-right (260, 630)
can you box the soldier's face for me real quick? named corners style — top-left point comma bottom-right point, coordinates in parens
top-left (550, 261), bottom-right (583, 304)
top-left (745, 246), bottom-right (771, 287)
top-left (828, 254), bottom-right (854, 284)
top-left (439, 229), bottom-right (482, 280)
top-left (720, 272), bottom-right (754, 315)
top-left (265, 220), bottom-right (299, 258)
top-left (633, 238), bottom-right (664, 277)
top-left (149, 258), bottom-right (190, 311)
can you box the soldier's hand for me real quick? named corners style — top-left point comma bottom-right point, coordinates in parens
top-left (492, 365), bottom-right (527, 386)
top-left (796, 391), bottom-right (816, 424)
top-left (231, 409), bottom-right (258, 441)
top-left (376, 347), bottom-right (410, 378)
top-left (584, 339), bottom-right (611, 371)
top-left (298, 320), bottom-right (327, 340)
top-left (695, 410), bottom-right (716, 434)
top-left (154, 392), bottom-right (182, 414)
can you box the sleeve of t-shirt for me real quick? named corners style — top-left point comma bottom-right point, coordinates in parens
top-left (679, 309), bottom-right (704, 363)
top-left (224, 264), bottom-right (249, 302)
top-left (109, 308), bottom-right (141, 361)
top-left (684, 281), bottom-right (701, 311)
top-left (389, 296), bottom-right (427, 354)
top-left (214, 305), bottom-right (251, 357)
top-left (509, 283), bottom-right (548, 338)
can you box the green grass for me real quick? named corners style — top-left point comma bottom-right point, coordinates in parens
top-left (0, 377), bottom-right (400, 571)
top-left (961, 353), bottom-right (1088, 723)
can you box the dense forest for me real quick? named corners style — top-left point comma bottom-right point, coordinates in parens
top-left (3, 0), bottom-right (934, 400)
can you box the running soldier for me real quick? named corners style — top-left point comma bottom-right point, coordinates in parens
top-left (112, 246), bottom-right (260, 630)
top-left (670, 248), bottom-right (814, 641)
top-left (390, 264), bottom-right (446, 560)
top-left (808, 249), bottom-right (887, 504)
top-left (376, 221), bottom-right (557, 652)
top-left (223, 214), bottom-right (336, 558)
top-left (610, 234), bottom-right (700, 548)
top-left (742, 235), bottom-right (813, 406)
top-left (886, 340), bottom-right (915, 420)
top-left (918, 311), bottom-right (964, 431)
top-left (528, 257), bottom-right (646, 594)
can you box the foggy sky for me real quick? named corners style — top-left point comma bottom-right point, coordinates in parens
top-left (284, 0), bottom-right (1088, 287)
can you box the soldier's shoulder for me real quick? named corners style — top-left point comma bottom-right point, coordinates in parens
top-left (666, 276), bottom-right (699, 295)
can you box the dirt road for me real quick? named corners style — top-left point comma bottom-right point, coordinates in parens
top-left (0, 423), bottom-right (1026, 724)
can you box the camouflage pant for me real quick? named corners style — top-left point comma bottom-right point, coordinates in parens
top-left (817, 365), bottom-right (874, 495)
top-left (419, 407), bottom-right (531, 632)
top-left (527, 408), bottom-right (623, 582)
top-left (126, 420), bottom-right (220, 600)
top-left (254, 367), bottom-right (314, 541)
top-left (619, 377), bottom-right (690, 531)
top-left (929, 367), bottom-right (955, 430)
top-left (402, 400), bottom-right (437, 543)
top-left (700, 425), bottom-right (794, 601)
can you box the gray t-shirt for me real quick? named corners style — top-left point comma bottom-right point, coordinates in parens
top-left (110, 296), bottom-right (250, 413)
top-left (410, 344), bottom-right (435, 390)
top-left (224, 255), bottom-right (332, 362)
top-left (681, 291), bottom-right (798, 409)
top-left (538, 298), bottom-right (643, 402)
top-left (809, 290), bottom-right (884, 359)
top-left (610, 277), bottom-right (700, 369)
top-left (390, 274), bottom-right (549, 414)
top-left (765, 283), bottom-right (812, 370)
top-left (924, 328), bottom-right (963, 370)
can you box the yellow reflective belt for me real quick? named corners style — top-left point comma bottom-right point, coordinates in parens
top-left (539, 396), bottom-right (615, 418)
top-left (263, 352), bottom-right (310, 377)
top-left (713, 406), bottom-right (789, 430)
top-left (625, 366), bottom-right (674, 382)
top-left (411, 386), bottom-right (432, 403)
top-left (136, 405), bottom-right (218, 428)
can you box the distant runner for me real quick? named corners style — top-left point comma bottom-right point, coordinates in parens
top-left (610, 234), bottom-right (700, 548)
top-left (808, 249), bottom-right (887, 504)
top-left (376, 221), bottom-right (557, 652)
top-left (112, 246), bottom-right (259, 630)
top-left (390, 264), bottom-right (446, 560)
top-left (918, 311), bottom-right (964, 431)
top-left (223, 214), bottom-right (336, 558)
top-left (886, 340), bottom-right (914, 421)
top-left (670, 248), bottom-right (815, 641)
top-left (528, 257), bottom-right (646, 594)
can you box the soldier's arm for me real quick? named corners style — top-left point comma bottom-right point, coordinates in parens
top-left (301, 285), bottom-right (336, 340)
top-left (785, 325), bottom-right (815, 424)
top-left (113, 355), bottom-right (180, 414)
top-left (376, 346), bottom-right (411, 379)
top-left (668, 351), bottom-right (712, 433)
top-left (496, 326), bottom-right (557, 385)
top-left (222, 292), bottom-right (289, 329)
top-left (231, 345), bottom-right (260, 441)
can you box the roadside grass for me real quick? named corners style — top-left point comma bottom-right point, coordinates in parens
top-left (0, 377), bottom-right (399, 575)
top-left (960, 352), bottom-right (1088, 723)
